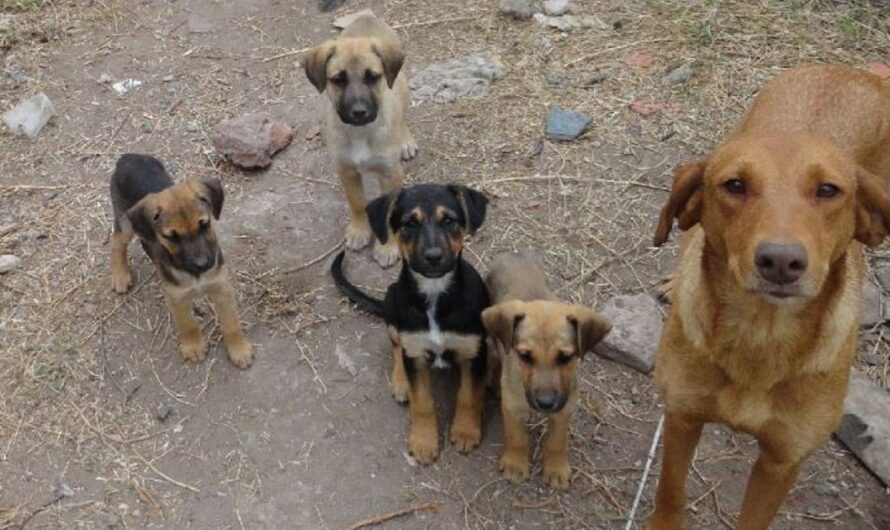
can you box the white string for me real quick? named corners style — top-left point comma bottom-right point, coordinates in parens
top-left (625, 413), bottom-right (665, 530)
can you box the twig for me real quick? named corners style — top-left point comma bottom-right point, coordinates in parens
top-left (343, 501), bottom-right (440, 530)
top-left (564, 38), bottom-right (673, 67)
top-left (391, 15), bottom-right (476, 30)
top-left (624, 414), bottom-right (665, 530)
top-left (298, 341), bottom-right (327, 394)
top-left (132, 449), bottom-right (201, 493)
top-left (283, 239), bottom-right (344, 274)
top-left (262, 46), bottom-right (311, 62)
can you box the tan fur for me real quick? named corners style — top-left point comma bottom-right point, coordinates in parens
top-left (649, 65), bottom-right (890, 530)
top-left (301, 13), bottom-right (416, 268)
top-left (483, 253), bottom-right (610, 489)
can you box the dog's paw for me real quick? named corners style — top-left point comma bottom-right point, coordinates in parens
top-left (345, 221), bottom-right (372, 250)
top-left (408, 425), bottom-right (439, 465)
top-left (111, 270), bottom-right (132, 294)
top-left (180, 337), bottom-right (208, 363)
top-left (646, 512), bottom-right (684, 530)
top-left (391, 377), bottom-right (409, 404)
top-left (400, 137), bottom-right (418, 161)
top-left (226, 338), bottom-right (253, 369)
top-left (499, 449), bottom-right (530, 482)
top-left (542, 457), bottom-right (572, 490)
top-left (449, 421), bottom-right (482, 453)
top-left (373, 240), bottom-right (400, 268)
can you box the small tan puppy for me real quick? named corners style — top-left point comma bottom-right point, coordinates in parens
top-left (482, 252), bottom-right (610, 488)
top-left (302, 12), bottom-right (416, 267)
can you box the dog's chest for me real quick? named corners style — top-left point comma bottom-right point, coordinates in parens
top-left (331, 124), bottom-right (393, 170)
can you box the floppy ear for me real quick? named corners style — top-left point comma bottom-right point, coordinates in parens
top-left (366, 191), bottom-right (399, 244)
top-left (567, 306), bottom-right (611, 359)
top-left (198, 178), bottom-right (224, 219)
top-left (372, 38), bottom-right (405, 88)
top-left (126, 200), bottom-right (159, 242)
top-left (481, 300), bottom-right (526, 352)
top-left (855, 167), bottom-right (890, 248)
top-left (449, 185), bottom-right (488, 234)
top-left (301, 41), bottom-right (336, 93)
top-left (654, 160), bottom-right (706, 246)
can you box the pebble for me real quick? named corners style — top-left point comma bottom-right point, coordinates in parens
top-left (533, 13), bottom-right (608, 31)
top-left (156, 404), bottom-right (173, 422)
top-left (2, 93), bottom-right (55, 138)
top-left (97, 72), bottom-right (112, 84)
top-left (543, 0), bottom-right (570, 16)
top-left (663, 62), bottom-right (694, 85)
top-left (499, 0), bottom-right (538, 20)
top-left (162, 74), bottom-right (175, 82)
top-left (185, 121), bottom-right (199, 133)
top-left (140, 122), bottom-right (153, 134)
top-left (545, 107), bottom-right (591, 141)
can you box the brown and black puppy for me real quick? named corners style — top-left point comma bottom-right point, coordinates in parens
top-left (302, 12), bottom-right (416, 268)
top-left (110, 154), bottom-right (253, 369)
top-left (331, 183), bottom-right (489, 464)
top-left (482, 252), bottom-right (610, 489)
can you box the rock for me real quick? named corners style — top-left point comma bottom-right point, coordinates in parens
top-left (543, 0), bottom-right (570, 16)
top-left (333, 9), bottom-right (375, 29)
top-left (545, 107), bottom-right (591, 141)
top-left (335, 344), bottom-right (358, 377)
top-left (500, 0), bottom-right (538, 19)
top-left (663, 62), bottom-right (694, 85)
top-left (3, 94), bottom-right (55, 138)
top-left (97, 72), bottom-right (112, 84)
top-left (155, 404), bottom-right (173, 422)
top-left (211, 113), bottom-right (294, 169)
top-left (594, 293), bottom-right (663, 373)
top-left (112, 78), bottom-right (142, 95)
top-left (836, 371), bottom-right (890, 486)
top-left (409, 54), bottom-right (505, 105)
top-left (625, 53), bottom-right (655, 68)
top-left (140, 122), bottom-right (153, 134)
top-left (52, 477), bottom-right (74, 499)
top-left (875, 264), bottom-right (890, 292)
top-left (861, 280), bottom-right (885, 327)
top-left (1, 65), bottom-right (32, 89)
top-left (629, 100), bottom-right (667, 118)
top-left (162, 74), bottom-right (175, 82)
top-left (533, 13), bottom-right (607, 31)
top-left (185, 121), bottom-right (199, 133)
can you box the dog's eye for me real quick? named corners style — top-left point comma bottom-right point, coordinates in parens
top-left (441, 217), bottom-right (454, 226)
top-left (404, 219), bottom-right (420, 229)
top-left (556, 352), bottom-right (575, 366)
top-left (365, 70), bottom-right (381, 84)
top-left (330, 72), bottom-right (348, 87)
top-left (198, 220), bottom-right (210, 232)
top-left (516, 350), bottom-right (534, 365)
top-left (165, 231), bottom-right (180, 242)
top-left (816, 183), bottom-right (841, 199)
top-left (722, 179), bottom-right (746, 195)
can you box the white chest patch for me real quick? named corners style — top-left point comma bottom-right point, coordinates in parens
top-left (413, 272), bottom-right (454, 368)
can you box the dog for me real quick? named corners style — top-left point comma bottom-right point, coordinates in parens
top-left (482, 252), bottom-right (610, 489)
top-left (110, 154), bottom-right (253, 369)
top-left (302, 12), bottom-right (417, 268)
top-left (331, 183), bottom-right (489, 464)
top-left (649, 65), bottom-right (890, 530)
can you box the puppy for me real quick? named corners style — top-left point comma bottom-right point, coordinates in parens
top-left (110, 154), bottom-right (253, 369)
top-left (649, 65), bottom-right (890, 530)
top-left (302, 12), bottom-right (417, 268)
top-left (331, 183), bottom-right (489, 464)
top-left (482, 252), bottom-right (610, 489)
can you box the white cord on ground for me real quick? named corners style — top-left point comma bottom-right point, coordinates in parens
top-left (624, 413), bottom-right (665, 530)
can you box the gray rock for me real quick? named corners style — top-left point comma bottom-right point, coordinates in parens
top-left (500, 0), bottom-right (538, 19)
top-left (875, 264), bottom-right (890, 292)
top-left (543, 0), bottom-right (570, 16)
top-left (836, 371), bottom-right (890, 486)
top-left (409, 54), bottom-right (505, 105)
top-left (162, 74), bottom-right (175, 83)
top-left (156, 404), bottom-right (173, 422)
top-left (211, 113), bottom-right (294, 168)
top-left (533, 13), bottom-right (608, 31)
top-left (1, 65), bottom-right (32, 89)
top-left (97, 72), bottom-right (112, 84)
top-left (545, 107), bottom-right (591, 141)
top-left (594, 293), bottom-right (663, 373)
top-left (663, 62), bottom-right (694, 85)
top-left (185, 121), bottom-right (199, 133)
top-left (861, 280), bottom-right (885, 327)
top-left (2, 93), bottom-right (55, 138)
top-left (0, 255), bottom-right (21, 274)
top-left (335, 344), bottom-right (358, 377)
top-left (140, 122), bottom-right (153, 134)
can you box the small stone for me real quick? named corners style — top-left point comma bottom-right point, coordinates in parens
top-left (333, 8), bottom-right (376, 29)
top-left (594, 293), bottom-right (663, 373)
top-left (543, 0), bottom-right (570, 16)
top-left (837, 371), bottom-right (890, 486)
top-left (52, 477), bottom-right (74, 499)
top-left (335, 344), bottom-right (359, 377)
top-left (112, 78), bottom-right (142, 95)
top-left (500, 0), bottom-right (538, 19)
top-left (533, 13), bottom-right (607, 31)
top-left (155, 404), bottom-right (173, 422)
top-left (2, 93), bottom-right (55, 138)
top-left (140, 122), bottom-right (153, 134)
top-left (584, 72), bottom-right (609, 86)
top-left (545, 107), bottom-right (591, 141)
top-left (814, 481), bottom-right (840, 497)
top-left (212, 113), bottom-right (294, 168)
top-left (625, 52), bottom-right (655, 68)
top-left (663, 62), bottom-right (694, 85)
top-left (629, 100), bottom-right (667, 118)
top-left (97, 73), bottom-right (112, 84)
top-left (409, 54), bottom-right (506, 105)
top-left (861, 280), bottom-right (884, 327)
top-left (162, 74), bottom-right (175, 82)
top-left (185, 121), bottom-right (199, 133)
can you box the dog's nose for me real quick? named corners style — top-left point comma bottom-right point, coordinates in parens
top-left (350, 107), bottom-right (368, 120)
top-left (423, 247), bottom-right (444, 266)
top-left (531, 391), bottom-right (563, 412)
top-left (193, 255), bottom-right (213, 272)
top-left (755, 242), bottom-right (808, 285)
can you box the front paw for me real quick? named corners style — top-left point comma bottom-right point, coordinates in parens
top-left (226, 337), bottom-right (253, 369)
top-left (408, 424), bottom-right (439, 465)
top-left (345, 220), bottom-right (372, 250)
top-left (449, 419), bottom-right (482, 453)
top-left (391, 376), bottom-right (409, 404)
top-left (543, 455), bottom-right (572, 489)
top-left (499, 448), bottom-right (530, 482)
top-left (111, 270), bottom-right (132, 293)
top-left (180, 337), bottom-right (208, 363)
top-left (373, 240), bottom-right (400, 268)
top-left (400, 137), bottom-right (418, 161)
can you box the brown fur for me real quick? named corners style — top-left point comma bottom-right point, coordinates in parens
top-left (649, 65), bottom-right (890, 529)
top-left (482, 253), bottom-right (610, 489)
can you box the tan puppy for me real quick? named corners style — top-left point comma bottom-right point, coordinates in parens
top-left (482, 252), bottom-right (610, 489)
top-left (301, 13), bottom-right (416, 267)
top-left (650, 65), bottom-right (890, 530)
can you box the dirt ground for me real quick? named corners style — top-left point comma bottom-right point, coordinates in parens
top-left (1, 0), bottom-right (889, 528)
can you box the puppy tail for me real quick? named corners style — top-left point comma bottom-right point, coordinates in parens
top-left (330, 250), bottom-right (384, 317)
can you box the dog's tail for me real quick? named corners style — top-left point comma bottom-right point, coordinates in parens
top-left (331, 250), bottom-right (384, 317)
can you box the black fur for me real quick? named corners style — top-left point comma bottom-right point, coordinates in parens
top-left (110, 154), bottom-right (173, 235)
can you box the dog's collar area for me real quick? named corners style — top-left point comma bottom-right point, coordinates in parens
top-left (411, 270), bottom-right (454, 300)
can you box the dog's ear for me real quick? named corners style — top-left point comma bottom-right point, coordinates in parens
top-left (855, 167), bottom-right (890, 248)
top-left (482, 300), bottom-right (526, 351)
top-left (195, 178), bottom-right (224, 220)
top-left (449, 185), bottom-right (488, 234)
top-left (372, 38), bottom-right (405, 88)
top-left (567, 306), bottom-right (611, 359)
top-left (654, 160), bottom-right (706, 246)
top-left (301, 41), bottom-right (336, 93)
top-left (366, 190), bottom-right (399, 244)
top-left (126, 200), bottom-right (160, 242)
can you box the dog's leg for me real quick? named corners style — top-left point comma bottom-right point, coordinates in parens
top-left (110, 229), bottom-right (134, 293)
top-left (390, 343), bottom-right (409, 403)
top-left (165, 290), bottom-right (207, 363)
top-left (399, 125), bottom-right (418, 161)
top-left (542, 406), bottom-right (573, 489)
top-left (338, 165), bottom-right (372, 250)
top-left (735, 442), bottom-right (804, 530)
top-left (649, 412), bottom-right (704, 530)
top-left (499, 375), bottom-right (531, 482)
top-left (206, 278), bottom-right (253, 369)
top-left (406, 357), bottom-right (439, 464)
top-left (372, 165), bottom-right (403, 267)
top-left (449, 356), bottom-right (485, 453)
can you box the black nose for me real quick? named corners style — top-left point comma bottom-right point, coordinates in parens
top-left (754, 242), bottom-right (808, 285)
top-left (423, 247), bottom-right (444, 266)
top-left (192, 255), bottom-right (214, 273)
top-left (350, 107), bottom-right (368, 120)
top-left (531, 391), bottom-right (563, 412)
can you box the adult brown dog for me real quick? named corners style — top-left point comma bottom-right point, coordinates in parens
top-left (650, 64), bottom-right (890, 530)
top-left (302, 12), bottom-right (416, 268)
top-left (483, 252), bottom-right (610, 489)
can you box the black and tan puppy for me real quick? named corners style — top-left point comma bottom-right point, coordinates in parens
top-left (331, 183), bottom-right (489, 464)
top-left (110, 154), bottom-right (253, 369)
top-left (482, 253), bottom-right (610, 489)
top-left (302, 12), bottom-right (417, 268)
